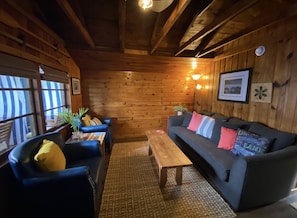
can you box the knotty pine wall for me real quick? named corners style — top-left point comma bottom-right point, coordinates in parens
top-left (72, 50), bottom-right (211, 142)
top-left (196, 15), bottom-right (297, 134)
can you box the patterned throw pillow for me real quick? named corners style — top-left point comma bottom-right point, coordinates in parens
top-left (196, 115), bottom-right (215, 139)
top-left (231, 129), bottom-right (271, 156)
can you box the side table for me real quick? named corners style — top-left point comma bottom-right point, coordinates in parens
top-left (66, 132), bottom-right (106, 155)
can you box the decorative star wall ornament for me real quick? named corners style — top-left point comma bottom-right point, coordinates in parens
top-left (251, 83), bottom-right (273, 103)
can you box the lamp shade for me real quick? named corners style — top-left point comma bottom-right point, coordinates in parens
top-left (192, 74), bottom-right (201, 80)
top-left (152, 0), bottom-right (174, 12)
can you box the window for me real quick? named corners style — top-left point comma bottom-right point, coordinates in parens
top-left (42, 80), bottom-right (66, 129)
top-left (0, 53), bottom-right (70, 154)
top-left (0, 75), bottom-right (36, 150)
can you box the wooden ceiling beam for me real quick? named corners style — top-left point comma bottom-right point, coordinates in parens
top-left (56, 0), bottom-right (95, 48)
top-left (175, 0), bottom-right (259, 56)
top-left (149, 0), bottom-right (190, 55)
top-left (197, 3), bottom-right (297, 58)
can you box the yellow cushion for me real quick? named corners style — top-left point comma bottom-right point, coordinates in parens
top-left (82, 114), bottom-right (91, 126)
top-left (34, 139), bottom-right (66, 172)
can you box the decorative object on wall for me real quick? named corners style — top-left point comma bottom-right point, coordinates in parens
top-left (217, 68), bottom-right (252, 103)
top-left (250, 83), bottom-right (273, 103)
top-left (255, 46), bottom-right (265, 56)
top-left (71, 77), bottom-right (81, 95)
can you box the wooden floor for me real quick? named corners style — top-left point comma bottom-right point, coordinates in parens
top-left (236, 189), bottom-right (297, 218)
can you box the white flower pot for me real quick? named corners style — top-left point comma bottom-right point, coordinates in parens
top-left (177, 111), bottom-right (183, 116)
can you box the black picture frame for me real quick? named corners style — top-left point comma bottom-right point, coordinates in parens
top-left (217, 68), bottom-right (252, 103)
top-left (71, 77), bottom-right (81, 95)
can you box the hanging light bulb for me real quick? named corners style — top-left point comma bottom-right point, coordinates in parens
top-left (192, 74), bottom-right (201, 80)
top-left (138, 0), bottom-right (153, 10)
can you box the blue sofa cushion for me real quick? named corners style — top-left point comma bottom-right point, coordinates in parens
top-left (248, 122), bottom-right (296, 152)
top-left (228, 117), bottom-right (251, 130)
top-left (181, 111), bottom-right (193, 127)
top-left (196, 115), bottom-right (215, 138)
top-left (232, 129), bottom-right (272, 156)
top-left (171, 126), bottom-right (237, 181)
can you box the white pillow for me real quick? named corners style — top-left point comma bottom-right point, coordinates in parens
top-left (91, 117), bottom-right (102, 125)
top-left (196, 115), bottom-right (215, 139)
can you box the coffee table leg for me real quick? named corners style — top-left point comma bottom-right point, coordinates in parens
top-left (176, 166), bottom-right (183, 185)
top-left (159, 167), bottom-right (167, 188)
top-left (148, 142), bottom-right (152, 155)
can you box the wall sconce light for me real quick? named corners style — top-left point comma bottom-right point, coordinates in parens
top-left (192, 74), bottom-right (201, 80)
top-left (196, 84), bottom-right (202, 90)
top-left (138, 0), bottom-right (153, 10)
top-left (255, 46), bottom-right (265, 56)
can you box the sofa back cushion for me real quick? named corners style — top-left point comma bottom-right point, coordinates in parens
top-left (249, 122), bottom-right (296, 151)
top-left (210, 119), bottom-right (242, 145)
top-left (196, 115), bottom-right (215, 139)
top-left (228, 117), bottom-right (251, 130)
top-left (212, 113), bottom-right (230, 121)
top-left (181, 111), bottom-right (193, 127)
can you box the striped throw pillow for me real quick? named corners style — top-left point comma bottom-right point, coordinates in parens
top-left (196, 115), bottom-right (215, 138)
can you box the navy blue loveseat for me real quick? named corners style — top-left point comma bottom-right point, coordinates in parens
top-left (168, 111), bottom-right (297, 211)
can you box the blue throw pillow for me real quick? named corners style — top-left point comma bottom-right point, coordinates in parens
top-left (196, 115), bottom-right (215, 139)
top-left (231, 129), bottom-right (271, 156)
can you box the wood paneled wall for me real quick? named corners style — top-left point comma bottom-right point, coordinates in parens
top-left (196, 15), bottom-right (297, 134)
top-left (72, 50), bottom-right (211, 141)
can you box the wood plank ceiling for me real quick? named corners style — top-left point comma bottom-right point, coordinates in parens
top-left (32, 0), bottom-right (297, 58)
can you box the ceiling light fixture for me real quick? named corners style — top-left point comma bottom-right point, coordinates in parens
top-left (152, 0), bottom-right (174, 12)
top-left (192, 74), bottom-right (201, 80)
top-left (138, 0), bottom-right (153, 10)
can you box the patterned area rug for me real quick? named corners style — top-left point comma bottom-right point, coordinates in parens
top-left (99, 141), bottom-right (236, 218)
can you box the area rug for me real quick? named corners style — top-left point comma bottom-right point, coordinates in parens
top-left (99, 141), bottom-right (236, 218)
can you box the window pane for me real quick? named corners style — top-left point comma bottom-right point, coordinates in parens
top-left (41, 80), bottom-right (66, 129)
top-left (0, 75), bottom-right (36, 146)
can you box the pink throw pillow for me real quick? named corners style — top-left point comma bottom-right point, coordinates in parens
top-left (187, 112), bottom-right (203, 132)
top-left (217, 127), bottom-right (238, 150)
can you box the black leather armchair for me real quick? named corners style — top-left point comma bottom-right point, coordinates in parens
top-left (8, 132), bottom-right (106, 218)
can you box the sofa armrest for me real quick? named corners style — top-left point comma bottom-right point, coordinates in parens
top-left (228, 146), bottom-right (297, 209)
top-left (102, 117), bottom-right (112, 126)
top-left (63, 140), bottom-right (102, 161)
top-left (80, 124), bottom-right (109, 133)
top-left (168, 115), bottom-right (184, 127)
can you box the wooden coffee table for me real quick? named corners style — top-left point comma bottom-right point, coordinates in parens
top-left (145, 130), bottom-right (192, 188)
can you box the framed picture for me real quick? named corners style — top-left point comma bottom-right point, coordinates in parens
top-left (71, 77), bottom-right (81, 95)
top-left (217, 68), bottom-right (252, 103)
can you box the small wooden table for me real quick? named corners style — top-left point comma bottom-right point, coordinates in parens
top-left (145, 130), bottom-right (192, 188)
top-left (66, 132), bottom-right (106, 154)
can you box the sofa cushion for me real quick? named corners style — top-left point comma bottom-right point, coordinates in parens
top-left (181, 111), bottom-right (192, 127)
top-left (171, 127), bottom-right (237, 181)
top-left (34, 139), bottom-right (66, 172)
top-left (248, 122), bottom-right (296, 151)
top-left (228, 117), bottom-right (251, 130)
top-left (187, 111), bottom-right (203, 132)
top-left (211, 119), bottom-right (242, 145)
top-left (217, 127), bottom-right (238, 150)
top-left (82, 114), bottom-right (91, 126)
top-left (198, 110), bottom-right (214, 116)
top-left (231, 129), bottom-right (272, 156)
top-left (212, 113), bottom-right (230, 121)
top-left (196, 115), bottom-right (215, 138)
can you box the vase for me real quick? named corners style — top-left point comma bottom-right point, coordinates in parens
top-left (177, 111), bottom-right (183, 116)
top-left (72, 131), bottom-right (83, 140)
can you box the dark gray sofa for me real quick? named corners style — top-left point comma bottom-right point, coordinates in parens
top-left (168, 111), bottom-right (297, 211)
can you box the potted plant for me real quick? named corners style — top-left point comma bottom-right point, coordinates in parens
top-left (59, 107), bottom-right (89, 139)
top-left (173, 104), bottom-right (188, 116)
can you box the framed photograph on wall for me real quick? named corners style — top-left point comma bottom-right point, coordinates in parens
top-left (71, 77), bottom-right (81, 95)
top-left (217, 68), bottom-right (252, 103)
